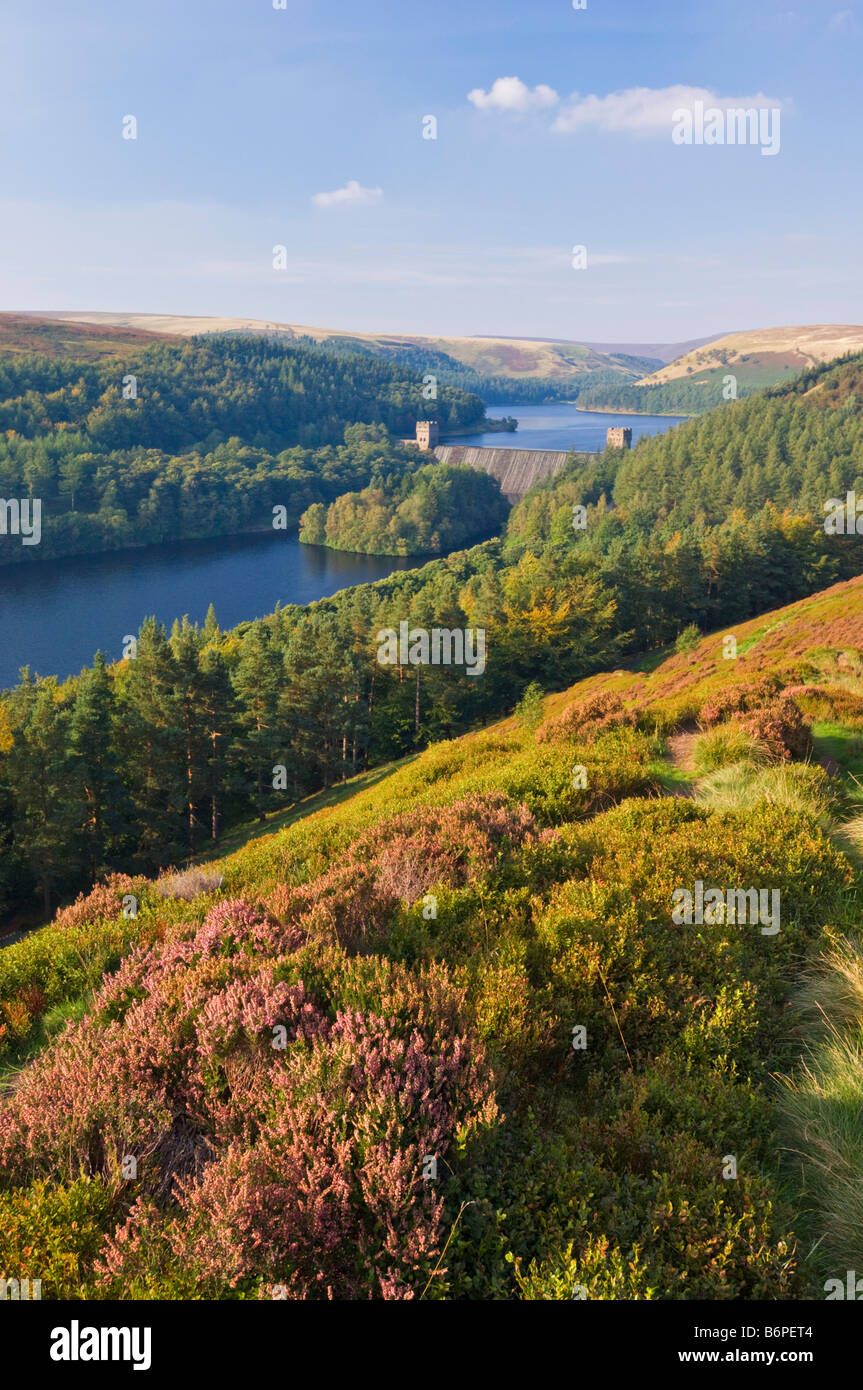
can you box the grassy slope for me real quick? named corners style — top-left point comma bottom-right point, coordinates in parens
top-left (3, 577), bottom-right (863, 1297)
top-left (0, 314), bottom-right (181, 360)
top-left (638, 324), bottom-right (863, 388)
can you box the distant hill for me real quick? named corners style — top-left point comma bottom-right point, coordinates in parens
top-left (0, 313), bottom-right (181, 360)
top-left (577, 323), bottom-right (863, 415)
top-left (639, 324), bottom-right (863, 386)
top-left (11, 310), bottom-right (665, 401)
top-left (577, 334), bottom-right (722, 364)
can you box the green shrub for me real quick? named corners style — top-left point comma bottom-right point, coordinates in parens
top-left (674, 623), bottom-right (701, 654)
top-left (514, 681), bottom-right (545, 731)
top-left (0, 1177), bottom-right (113, 1299)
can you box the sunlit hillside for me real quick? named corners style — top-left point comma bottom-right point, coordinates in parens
top-left (2, 576), bottom-right (862, 1298)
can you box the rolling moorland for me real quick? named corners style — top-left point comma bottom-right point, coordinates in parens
top-left (18, 309), bottom-right (671, 403)
top-left (22, 310), bottom-right (863, 414)
top-left (577, 325), bottom-right (863, 416)
top-left (1, 338), bottom-right (863, 1297)
top-left (1, 575), bottom-right (863, 1298)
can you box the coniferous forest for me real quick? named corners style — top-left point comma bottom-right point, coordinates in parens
top-left (2, 350), bottom-right (863, 924)
top-left (0, 336), bottom-right (484, 564)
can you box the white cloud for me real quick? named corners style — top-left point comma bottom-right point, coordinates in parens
top-left (466, 80), bottom-right (785, 137)
top-left (467, 76), bottom-right (559, 112)
top-left (311, 180), bottom-right (383, 209)
top-left (828, 10), bottom-right (855, 32)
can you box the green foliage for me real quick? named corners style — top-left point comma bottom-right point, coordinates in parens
top-left (0, 1177), bottom-right (113, 1299)
top-left (300, 462), bottom-right (508, 555)
top-left (0, 336), bottom-right (485, 565)
top-left (674, 623), bottom-right (701, 654)
top-left (514, 681), bottom-right (545, 730)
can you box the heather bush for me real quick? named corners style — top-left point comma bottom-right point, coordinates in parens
top-left (262, 794), bottom-right (542, 953)
top-left (53, 874), bottom-right (147, 932)
top-left (536, 691), bottom-right (637, 743)
top-left (360, 793), bottom-right (539, 892)
top-left (0, 897), bottom-right (496, 1299)
top-left (736, 695), bottom-right (812, 761)
top-left (698, 676), bottom-right (784, 726)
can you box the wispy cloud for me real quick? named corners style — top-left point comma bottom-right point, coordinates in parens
top-left (467, 80), bottom-right (786, 136)
top-left (312, 180), bottom-right (383, 209)
top-left (828, 9), bottom-right (856, 33)
top-left (555, 85), bottom-right (785, 134)
top-left (467, 76), bottom-right (559, 112)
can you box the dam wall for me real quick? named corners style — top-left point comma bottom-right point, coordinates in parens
top-left (432, 445), bottom-right (572, 502)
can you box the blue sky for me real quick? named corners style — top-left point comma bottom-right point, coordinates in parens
top-left (0, 0), bottom-right (859, 341)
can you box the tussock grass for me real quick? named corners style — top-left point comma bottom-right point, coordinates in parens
top-left (692, 725), bottom-right (769, 775)
top-left (154, 867), bottom-right (224, 901)
top-left (695, 760), bottom-right (841, 824)
top-left (779, 938), bottom-right (863, 1272)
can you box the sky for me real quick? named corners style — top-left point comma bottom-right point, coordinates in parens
top-left (0, 0), bottom-right (859, 342)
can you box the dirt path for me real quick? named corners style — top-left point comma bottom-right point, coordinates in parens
top-left (665, 731), bottom-right (698, 774)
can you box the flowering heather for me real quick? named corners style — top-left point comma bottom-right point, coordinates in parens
top-left (699, 676), bottom-right (785, 726)
top-left (268, 863), bottom-right (395, 952)
top-left (53, 874), bottom-right (144, 932)
top-left (535, 692), bottom-right (637, 744)
top-left (265, 794), bottom-right (539, 948)
top-left (0, 897), bottom-right (496, 1299)
top-left (736, 697), bottom-right (812, 761)
top-left (360, 793), bottom-right (539, 899)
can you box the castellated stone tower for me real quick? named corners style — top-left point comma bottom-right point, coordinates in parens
top-left (606, 426), bottom-right (632, 449)
top-left (416, 420), bottom-right (440, 450)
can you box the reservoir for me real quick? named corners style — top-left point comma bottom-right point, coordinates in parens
top-left (446, 401), bottom-right (687, 451)
top-left (0, 534), bottom-right (420, 691)
top-left (0, 405), bottom-right (684, 690)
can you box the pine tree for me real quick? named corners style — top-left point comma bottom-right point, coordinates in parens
top-left (115, 618), bottom-right (185, 870)
top-left (68, 651), bottom-right (132, 880)
top-left (7, 678), bottom-right (79, 916)
top-left (232, 623), bottom-right (284, 821)
top-left (199, 645), bottom-right (237, 842)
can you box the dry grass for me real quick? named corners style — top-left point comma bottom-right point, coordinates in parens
top-left (154, 868), bottom-right (224, 902)
top-left (694, 761), bottom-right (841, 823)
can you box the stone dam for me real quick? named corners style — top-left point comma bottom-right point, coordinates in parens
top-left (432, 445), bottom-right (573, 502)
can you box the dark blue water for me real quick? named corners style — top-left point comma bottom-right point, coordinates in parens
top-left (0, 404), bottom-right (686, 691)
top-left (447, 402), bottom-right (687, 451)
top-left (0, 533), bottom-right (420, 691)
